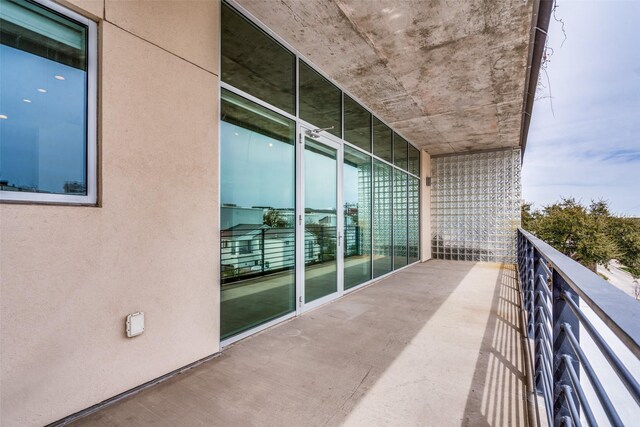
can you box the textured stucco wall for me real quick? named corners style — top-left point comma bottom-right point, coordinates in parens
top-left (0, 2), bottom-right (220, 426)
top-left (420, 150), bottom-right (432, 262)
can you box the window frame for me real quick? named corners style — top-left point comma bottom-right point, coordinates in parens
top-left (0, 0), bottom-right (98, 205)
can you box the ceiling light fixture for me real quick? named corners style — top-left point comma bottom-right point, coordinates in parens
top-left (0, 114), bottom-right (8, 119)
top-left (23, 99), bottom-right (32, 103)
top-left (54, 75), bottom-right (65, 80)
top-left (37, 88), bottom-right (47, 93)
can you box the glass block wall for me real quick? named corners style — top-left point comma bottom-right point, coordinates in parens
top-left (431, 149), bottom-right (521, 263)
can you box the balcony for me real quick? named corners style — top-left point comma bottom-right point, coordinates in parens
top-left (59, 231), bottom-right (640, 427)
top-left (68, 260), bottom-right (528, 426)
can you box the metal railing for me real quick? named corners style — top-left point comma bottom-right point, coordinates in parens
top-left (517, 229), bottom-right (640, 426)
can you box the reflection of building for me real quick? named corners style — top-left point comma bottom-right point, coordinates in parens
top-left (63, 181), bottom-right (86, 194)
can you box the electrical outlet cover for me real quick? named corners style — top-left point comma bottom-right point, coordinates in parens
top-left (126, 312), bottom-right (145, 337)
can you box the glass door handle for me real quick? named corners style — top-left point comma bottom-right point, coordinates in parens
top-left (338, 231), bottom-right (342, 246)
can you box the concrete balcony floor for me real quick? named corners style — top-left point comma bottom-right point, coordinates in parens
top-left (72, 260), bottom-right (527, 426)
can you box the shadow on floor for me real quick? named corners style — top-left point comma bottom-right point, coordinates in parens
top-left (462, 265), bottom-right (527, 427)
top-left (70, 261), bottom-right (522, 427)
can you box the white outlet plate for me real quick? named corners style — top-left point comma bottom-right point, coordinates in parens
top-left (126, 312), bottom-right (145, 337)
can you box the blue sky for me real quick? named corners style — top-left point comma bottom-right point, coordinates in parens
top-left (524, 1), bottom-right (640, 217)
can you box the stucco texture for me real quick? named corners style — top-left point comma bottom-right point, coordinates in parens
top-left (0, 7), bottom-right (220, 425)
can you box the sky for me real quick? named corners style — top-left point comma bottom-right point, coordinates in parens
top-left (523, 0), bottom-right (640, 217)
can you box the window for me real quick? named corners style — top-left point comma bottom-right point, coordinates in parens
top-left (221, 3), bottom-right (295, 114)
top-left (372, 116), bottom-right (392, 163)
top-left (343, 94), bottom-right (371, 152)
top-left (408, 145), bottom-right (420, 177)
top-left (219, 88), bottom-right (296, 340)
top-left (299, 61), bottom-right (341, 138)
top-left (393, 133), bottom-right (408, 171)
top-left (0, 0), bottom-right (97, 204)
top-left (343, 145), bottom-right (372, 289)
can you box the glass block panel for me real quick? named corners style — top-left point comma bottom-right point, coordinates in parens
top-left (393, 169), bottom-right (407, 269)
top-left (372, 159), bottom-right (393, 277)
top-left (430, 149), bottom-right (521, 263)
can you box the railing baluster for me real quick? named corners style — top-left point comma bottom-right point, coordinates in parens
top-left (561, 291), bottom-right (640, 405)
top-left (562, 323), bottom-right (623, 426)
top-left (553, 269), bottom-right (581, 426)
top-left (562, 355), bottom-right (599, 427)
top-left (561, 385), bottom-right (582, 427)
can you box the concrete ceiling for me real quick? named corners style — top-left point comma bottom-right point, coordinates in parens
top-left (235, 0), bottom-right (535, 155)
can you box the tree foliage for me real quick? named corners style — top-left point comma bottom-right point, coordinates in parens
top-left (263, 209), bottom-right (287, 228)
top-left (522, 198), bottom-right (640, 276)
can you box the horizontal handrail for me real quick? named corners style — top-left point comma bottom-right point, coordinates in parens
top-left (519, 228), bottom-right (640, 358)
top-left (517, 228), bottom-right (639, 426)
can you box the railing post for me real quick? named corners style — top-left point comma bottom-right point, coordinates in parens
top-left (552, 269), bottom-right (580, 426)
top-left (261, 229), bottom-right (265, 273)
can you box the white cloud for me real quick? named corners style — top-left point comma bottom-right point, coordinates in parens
top-left (524, 1), bottom-right (640, 216)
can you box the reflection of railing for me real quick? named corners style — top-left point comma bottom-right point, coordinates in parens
top-left (517, 229), bottom-right (640, 426)
top-left (222, 225), bottom-right (370, 285)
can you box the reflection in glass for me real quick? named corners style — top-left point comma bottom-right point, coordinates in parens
top-left (408, 177), bottom-right (420, 263)
top-left (221, 3), bottom-right (295, 114)
top-left (299, 61), bottom-right (342, 138)
top-left (304, 138), bottom-right (338, 302)
top-left (343, 146), bottom-right (372, 289)
top-left (372, 160), bottom-right (393, 277)
top-left (393, 170), bottom-right (408, 269)
top-left (0, 0), bottom-right (88, 195)
top-left (393, 133), bottom-right (408, 171)
top-left (372, 116), bottom-right (392, 163)
top-left (220, 89), bottom-right (296, 340)
top-left (344, 95), bottom-right (371, 152)
top-left (408, 145), bottom-right (420, 176)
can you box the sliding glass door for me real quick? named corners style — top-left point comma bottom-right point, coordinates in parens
top-left (301, 130), bottom-right (343, 310)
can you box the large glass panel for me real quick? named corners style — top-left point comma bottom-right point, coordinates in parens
top-left (408, 145), bottom-right (420, 176)
top-left (299, 61), bottom-right (341, 138)
top-left (372, 160), bottom-right (393, 277)
top-left (408, 177), bottom-right (420, 263)
top-left (343, 94), bottom-right (371, 152)
top-left (221, 3), bottom-right (295, 114)
top-left (372, 116), bottom-right (392, 163)
top-left (343, 146), bottom-right (371, 289)
top-left (304, 138), bottom-right (338, 302)
top-left (220, 89), bottom-right (296, 340)
top-left (0, 0), bottom-right (88, 195)
top-left (393, 170), bottom-right (408, 269)
top-left (393, 133), bottom-right (408, 171)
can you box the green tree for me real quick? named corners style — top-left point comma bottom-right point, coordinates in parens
top-left (608, 216), bottom-right (640, 278)
top-left (523, 198), bottom-right (620, 271)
